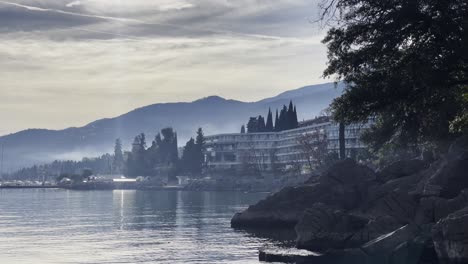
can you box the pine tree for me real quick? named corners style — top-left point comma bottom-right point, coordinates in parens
top-left (274, 109), bottom-right (280, 131)
top-left (247, 117), bottom-right (258, 133)
top-left (293, 105), bottom-right (299, 128)
top-left (195, 128), bottom-right (206, 176)
top-left (113, 138), bottom-right (124, 174)
top-left (287, 101), bottom-right (295, 129)
top-left (266, 108), bottom-right (274, 132)
top-left (258, 115), bottom-right (266, 132)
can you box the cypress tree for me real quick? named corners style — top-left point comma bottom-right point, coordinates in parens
top-left (274, 110), bottom-right (280, 131)
top-left (293, 105), bottom-right (299, 128)
top-left (266, 108), bottom-right (274, 132)
top-left (247, 117), bottom-right (258, 133)
top-left (287, 101), bottom-right (295, 129)
top-left (240, 125), bottom-right (246, 134)
top-left (257, 115), bottom-right (266, 132)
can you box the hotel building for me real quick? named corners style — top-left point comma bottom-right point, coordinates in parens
top-left (204, 117), bottom-right (371, 172)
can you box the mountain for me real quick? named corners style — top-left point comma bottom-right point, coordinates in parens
top-left (0, 82), bottom-right (344, 171)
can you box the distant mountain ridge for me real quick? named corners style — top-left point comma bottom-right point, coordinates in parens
top-left (0, 82), bottom-right (344, 170)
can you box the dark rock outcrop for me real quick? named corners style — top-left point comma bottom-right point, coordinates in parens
top-left (236, 137), bottom-right (468, 263)
top-left (295, 203), bottom-right (369, 251)
top-left (432, 207), bottom-right (468, 264)
top-left (232, 159), bottom-right (376, 228)
top-left (421, 137), bottom-right (468, 198)
top-left (377, 159), bottom-right (429, 183)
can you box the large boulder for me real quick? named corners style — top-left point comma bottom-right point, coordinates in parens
top-left (422, 137), bottom-right (468, 198)
top-left (365, 191), bottom-right (419, 224)
top-left (415, 189), bottom-right (468, 225)
top-left (295, 203), bottom-right (369, 251)
top-left (376, 159), bottom-right (429, 183)
top-left (361, 224), bottom-right (422, 263)
top-left (232, 159), bottom-right (377, 228)
top-left (432, 207), bottom-right (468, 264)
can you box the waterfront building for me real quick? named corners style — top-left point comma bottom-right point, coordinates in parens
top-left (204, 117), bottom-right (371, 173)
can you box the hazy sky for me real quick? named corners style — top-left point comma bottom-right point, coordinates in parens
top-left (0, 0), bottom-right (329, 136)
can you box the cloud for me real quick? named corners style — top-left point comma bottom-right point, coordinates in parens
top-left (0, 0), bottom-right (328, 135)
top-left (66, 1), bottom-right (80, 8)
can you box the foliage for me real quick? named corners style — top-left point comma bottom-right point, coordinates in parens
top-left (246, 101), bottom-right (299, 133)
top-left (297, 130), bottom-right (329, 172)
top-left (321, 0), bottom-right (468, 150)
top-left (113, 138), bottom-right (124, 174)
top-left (181, 128), bottom-right (206, 177)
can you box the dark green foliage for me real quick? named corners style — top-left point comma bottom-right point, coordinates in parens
top-left (322, 0), bottom-right (468, 150)
top-left (266, 108), bottom-right (274, 132)
top-left (113, 138), bottom-right (124, 174)
top-left (240, 125), bottom-right (246, 134)
top-left (181, 128), bottom-right (206, 177)
top-left (274, 110), bottom-right (280, 132)
top-left (247, 116), bottom-right (266, 133)
top-left (125, 128), bottom-right (179, 178)
top-left (245, 102), bottom-right (300, 133)
top-left (274, 102), bottom-right (299, 132)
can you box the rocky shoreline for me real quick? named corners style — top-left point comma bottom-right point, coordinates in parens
top-left (231, 137), bottom-right (468, 263)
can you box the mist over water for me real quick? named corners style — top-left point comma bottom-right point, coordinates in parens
top-left (0, 189), bottom-right (270, 264)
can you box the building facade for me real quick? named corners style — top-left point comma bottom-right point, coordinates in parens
top-left (204, 117), bottom-right (371, 173)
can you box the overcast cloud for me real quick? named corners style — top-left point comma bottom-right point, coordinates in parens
top-left (0, 0), bottom-right (328, 136)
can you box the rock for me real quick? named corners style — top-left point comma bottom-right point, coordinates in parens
top-left (295, 203), bottom-right (369, 251)
top-left (389, 235), bottom-right (437, 264)
top-left (432, 207), bottom-right (468, 264)
top-left (348, 216), bottom-right (402, 246)
top-left (366, 191), bottom-right (419, 224)
top-left (415, 189), bottom-right (468, 225)
top-left (423, 137), bottom-right (468, 199)
top-left (377, 159), bottom-right (429, 183)
top-left (361, 224), bottom-right (421, 262)
top-left (258, 247), bottom-right (321, 263)
top-left (319, 158), bottom-right (376, 187)
top-left (231, 184), bottom-right (327, 228)
top-left (259, 247), bottom-right (370, 264)
top-left (232, 159), bottom-right (377, 229)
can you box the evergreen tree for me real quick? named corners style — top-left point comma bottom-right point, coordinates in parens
top-left (195, 128), bottom-right (206, 176)
top-left (287, 101), bottom-right (295, 129)
top-left (113, 138), bottom-right (124, 174)
top-left (240, 125), bottom-right (246, 134)
top-left (293, 106), bottom-right (299, 128)
top-left (181, 138), bottom-right (197, 176)
top-left (247, 117), bottom-right (258, 133)
top-left (322, 0), bottom-right (467, 150)
top-left (266, 108), bottom-right (274, 132)
top-left (274, 110), bottom-right (280, 131)
top-left (258, 115), bottom-right (266, 132)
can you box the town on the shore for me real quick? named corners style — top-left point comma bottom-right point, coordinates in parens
top-left (3, 100), bottom-right (372, 192)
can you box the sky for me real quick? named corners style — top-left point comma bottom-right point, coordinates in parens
top-left (0, 0), bottom-right (329, 136)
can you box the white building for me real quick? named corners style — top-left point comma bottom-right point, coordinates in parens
top-left (204, 117), bottom-right (371, 172)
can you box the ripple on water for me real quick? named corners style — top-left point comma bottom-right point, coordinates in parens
top-left (0, 189), bottom-right (275, 264)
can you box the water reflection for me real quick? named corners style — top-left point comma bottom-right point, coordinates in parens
top-left (0, 189), bottom-right (271, 264)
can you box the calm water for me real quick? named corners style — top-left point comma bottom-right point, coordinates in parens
top-left (0, 189), bottom-right (273, 264)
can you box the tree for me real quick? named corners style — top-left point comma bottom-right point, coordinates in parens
top-left (297, 130), bottom-right (329, 173)
top-left (113, 138), bottom-right (124, 174)
top-left (257, 115), bottom-right (266, 132)
top-left (240, 125), bottom-right (246, 134)
top-left (274, 109), bottom-right (280, 131)
top-left (266, 108), bottom-right (274, 132)
top-left (247, 117), bottom-right (258, 133)
top-left (195, 128), bottom-right (206, 176)
top-left (321, 0), bottom-right (468, 151)
top-left (181, 138), bottom-right (197, 176)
